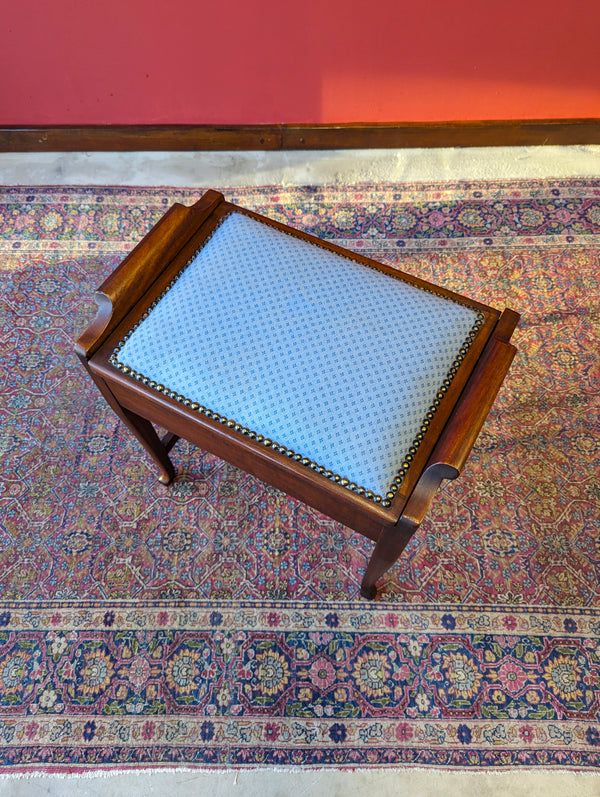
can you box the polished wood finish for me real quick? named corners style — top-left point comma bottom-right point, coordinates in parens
top-left (76, 191), bottom-right (520, 599)
top-left (0, 125), bottom-right (282, 151)
top-left (3, 119), bottom-right (600, 151)
top-left (283, 119), bottom-right (600, 149)
top-left (76, 191), bottom-right (224, 360)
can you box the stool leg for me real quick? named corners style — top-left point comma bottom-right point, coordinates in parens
top-left (84, 368), bottom-right (176, 484)
top-left (360, 519), bottom-right (418, 600)
top-left (120, 406), bottom-right (177, 485)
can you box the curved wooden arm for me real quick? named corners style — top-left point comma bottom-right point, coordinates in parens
top-left (75, 189), bottom-right (224, 361)
top-left (402, 308), bottom-right (519, 526)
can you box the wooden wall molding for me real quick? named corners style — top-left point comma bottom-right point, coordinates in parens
top-left (1, 120), bottom-right (599, 152)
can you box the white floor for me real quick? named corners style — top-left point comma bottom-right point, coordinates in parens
top-left (1, 144), bottom-right (599, 186)
top-left (1, 145), bottom-right (599, 796)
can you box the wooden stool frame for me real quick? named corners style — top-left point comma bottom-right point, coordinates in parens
top-left (76, 190), bottom-right (519, 599)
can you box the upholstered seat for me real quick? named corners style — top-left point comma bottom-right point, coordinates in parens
top-left (113, 210), bottom-right (482, 503)
top-left (77, 190), bottom-right (519, 598)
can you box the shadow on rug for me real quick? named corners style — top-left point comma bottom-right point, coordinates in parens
top-left (0, 181), bottom-right (599, 771)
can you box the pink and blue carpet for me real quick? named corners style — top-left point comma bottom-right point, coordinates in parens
top-left (0, 181), bottom-right (599, 771)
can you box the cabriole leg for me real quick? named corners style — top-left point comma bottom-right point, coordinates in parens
top-left (84, 367), bottom-right (177, 485)
top-left (360, 518), bottom-right (418, 600)
top-left (120, 406), bottom-right (177, 485)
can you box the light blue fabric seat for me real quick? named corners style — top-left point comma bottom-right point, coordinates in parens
top-left (112, 211), bottom-right (482, 504)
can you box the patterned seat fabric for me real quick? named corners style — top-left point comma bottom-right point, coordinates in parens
top-left (113, 212), bottom-right (482, 503)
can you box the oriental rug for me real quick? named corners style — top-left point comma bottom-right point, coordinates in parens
top-left (0, 180), bottom-right (599, 772)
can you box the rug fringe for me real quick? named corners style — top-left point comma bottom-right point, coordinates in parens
top-left (2, 764), bottom-right (600, 777)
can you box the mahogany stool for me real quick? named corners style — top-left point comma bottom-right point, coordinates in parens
top-left (76, 190), bottom-right (519, 599)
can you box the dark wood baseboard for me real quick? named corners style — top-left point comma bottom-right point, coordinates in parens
top-left (284, 120), bottom-right (600, 149)
top-left (1, 119), bottom-right (600, 152)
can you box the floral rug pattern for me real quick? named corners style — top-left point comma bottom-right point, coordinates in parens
top-left (0, 181), bottom-right (599, 771)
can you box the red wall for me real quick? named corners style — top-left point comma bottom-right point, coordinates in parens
top-left (2, 0), bottom-right (600, 124)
